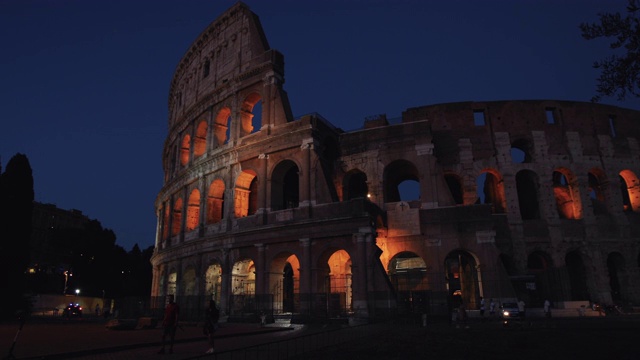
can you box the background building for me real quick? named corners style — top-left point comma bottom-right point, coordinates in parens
top-left (151, 3), bottom-right (640, 321)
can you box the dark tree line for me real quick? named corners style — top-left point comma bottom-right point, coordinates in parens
top-left (0, 153), bottom-right (153, 320)
top-left (0, 153), bottom-right (34, 320)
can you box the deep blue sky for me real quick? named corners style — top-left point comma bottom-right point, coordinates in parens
top-left (1, 0), bottom-right (639, 251)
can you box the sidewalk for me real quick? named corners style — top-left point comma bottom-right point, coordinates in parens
top-left (0, 317), bottom-right (292, 360)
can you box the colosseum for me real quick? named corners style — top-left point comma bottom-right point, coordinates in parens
top-left (150, 3), bottom-right (640, 321)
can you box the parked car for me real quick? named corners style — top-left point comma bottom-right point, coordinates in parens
top-left (62, 303), bottom-right (83, 317)
top-left (501, 302), bottom-right (519, 319)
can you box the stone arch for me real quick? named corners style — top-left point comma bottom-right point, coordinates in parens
top-left (388, 251), bottom-right (428, 314)
top-left (383, 159), bottom-right (421, 203)
top-left (607, 252), bottom-right (628, 303)
top-left (269, 252), bottom-right (301, 314)
top-left (186, 189), bottom-right (200, 232)
top-left (180, 134), bottom-right (191, 167)
top-left (588, 168), bottom-right (608, 215)
top-left (230, 258), bottom-right (256, 315)
top-left (317, 248), bottom-right (352, 316)
top-left (234, 170), bottom-right (258, 218)
top-left (271, 160), bottom-right (299, 210)
top-left (240, 92), bottom-right (262, 136)
top-left (214, 107), bottom-right (232, 146)
top-left (444, 173), bottom-right (463, 205)
top-left (476, 169), bottom-right (506, 213)
top-left (194, 120), bottom-right (208, 158)
top-left (552, 168), bottom-right (582, 219)
top-left (527, 251), bottom-right (555, 304)
top-left (171, 197), bottom-right (183, 237)
top-left (205, 263), bottom-right (222, 304)
top-left (207, 179), bottom-right (225, 224)
top-left (167, 269), bottom-right (177, 297)
top-left (182, 266), bottom-right (197, 296)
top-left (516, 169), bottom-right (540, 220)
top-left (566, 251), bottom-right (589, 301)
top-left (511, 137), bottom-right (532, 163)
top-left (445, 250), bottom-right (481, 309)
top-left (619, 169), bottom-right (640, 212)
top-left (343, 169), bottom-right (368, 200)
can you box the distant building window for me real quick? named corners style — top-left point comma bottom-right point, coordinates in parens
top-left (609, 115), bottom-right (617, 138)
top-left (473, 110), bottom-right (486, 126)
top-left (545, 108), bottom-right (556, 124)
top-left (203, 60), bottom-right (211, 78)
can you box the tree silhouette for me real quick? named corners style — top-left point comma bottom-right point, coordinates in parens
top-left (0, 153), bottom-right (34, 319)
top-left (580, 0), bottom-right (640, 101)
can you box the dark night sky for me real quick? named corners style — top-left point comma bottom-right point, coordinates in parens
top-left (1, 0), bottom-right (639, 251)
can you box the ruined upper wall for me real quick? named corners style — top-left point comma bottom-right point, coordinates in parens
top-left (402, 100), bottom-right (640, 162)
top-left (167, 2), bottom-right (279, 127)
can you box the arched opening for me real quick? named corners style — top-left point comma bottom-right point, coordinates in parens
top-left (240, 92), bottom-right (262, 136)
top-left (234, 170), bottom-right (258, 218)
top-left (230, 259), bottom-right (255, 315)
top-left (205, 264), bottom-right (222, 304)
top-left (214, 107), bottom-right (232, 146)
top-left (318, 249), bottom-right (352, 317)
top-left (619, 170), bottom-right (640, 212)
top-left (183, 267), bottom-right (197, 296)
top-left (445, 250), bottom-right (480, 309)
top-left (180, 134), bottom-right (191, 167)
top-left (566, 251), bottom-right (589, 301)
top-left (194, 121), bottom-right (207, 158)
top-left (207, 179), bottom-right (225, 224)
top-left (607, 252), bottom-right (627, 303)
top-left (516, 170), bottom-right (540, 220)
top-left (476, 170), bottom-right (506, 213)
top-left (171, 198), bottom-right (183, 237)
top-left (511, 138), bottom-right (532, 163)
top-left (553, 169), bottom-right (582, 219)
top-left (186, 189), bottom-right (200, 232)
top-left (344, 170), bottom-right (368, 200)
top-left (271, 160), bottom-right (299, 210)
top-left (388, 252), bottom-right (428, 314)
top-left (167, 271), bottom-right (177, 297)
top-left (527, 251), bottom-right (554, 305)
top-left (588, 169), bottom-right (608, 215)
top-left (445, 173), bottom-right (464, 205)
top-left (383, 160), bottom-right (421, 203)
top-left (269, 253), bottom-right (300, 314)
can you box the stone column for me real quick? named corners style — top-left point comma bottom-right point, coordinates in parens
top-left (198, 174), bottom-right (207, 236)
top-left (299, 238), bottom-right (312, 315)
top-left (255, 244), bottom-right (267, 311)
top-left (257, 153), bottom-right (269, 222)
top-left (300, 139), bottom-right (313, 208)
top-left (352, 231), bottom-right (369, 318)
top-left (220, 249), bottom-right (231, 315)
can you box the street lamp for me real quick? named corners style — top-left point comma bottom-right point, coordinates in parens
top-left (63, 271), bottom-right (72, 294)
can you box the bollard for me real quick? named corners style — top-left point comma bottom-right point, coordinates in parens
top-left (422, 313), bottom-right (427, 327)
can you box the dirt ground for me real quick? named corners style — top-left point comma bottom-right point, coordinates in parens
top-left (292, 316), bottom-right (640, 360)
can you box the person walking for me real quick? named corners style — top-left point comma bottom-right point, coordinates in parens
top-left (158, 295), bottom-right (180, 355)
top-left (203, 299), bottom-right (220, 354)
top-left (543, 299), bottom-right (551, 318)
top-left (489, 299), bottom-right (496, 316)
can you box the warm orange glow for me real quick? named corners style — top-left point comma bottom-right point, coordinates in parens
top-left (194, 121), bottom-right (207, 158)
top-left (234, 170), bottom-right (257, 218)
top-left (207, 179), bottom-right (225, 224)
top-left (171, 198), bottom-right (183, 236)
top-left (214, 107), bottom-right (231, 145)
top-left (240, 93), bottom-right (261, 136)
top-left (180, 134), bottom-right (191, 166)
top-left (620, 169), bottom-right (640, 212)
top-left (162, 206), bottom-right (170, 239)
top-left (186, 189), bottom-right (200, 231)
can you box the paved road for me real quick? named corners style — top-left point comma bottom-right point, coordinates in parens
top-left (3, 315), bottom-right (640, 360)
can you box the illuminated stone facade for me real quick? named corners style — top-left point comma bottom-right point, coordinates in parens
top-left (151, 3), bottom-right (640, 320)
